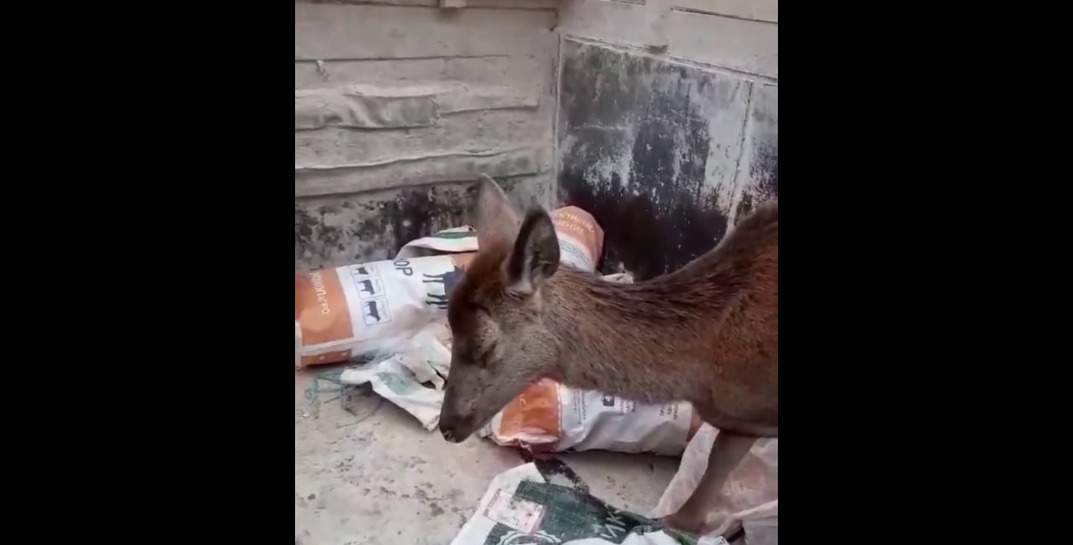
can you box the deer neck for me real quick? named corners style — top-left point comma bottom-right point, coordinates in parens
top-left (540, 268), bottom-right (726, 404)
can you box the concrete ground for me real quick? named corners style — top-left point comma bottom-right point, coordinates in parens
top-left (295, 367), bottom-right (684, 545)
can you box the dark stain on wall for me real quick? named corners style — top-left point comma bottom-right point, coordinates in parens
top-left (295, 177), bottom-right (542, 270)
top-left (736, 85), bottom-right (779, 219)
top-left (558, 42), bottom-right (733, 280)
top-left (295, 185), bottom-right (471, 269)
top-left (752, 142), bottom-right (778, 196)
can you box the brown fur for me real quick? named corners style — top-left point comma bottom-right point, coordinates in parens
top-left (542, 200), bottom-right (777, 435)
top-left (439, 176), bottom-right (777, 535)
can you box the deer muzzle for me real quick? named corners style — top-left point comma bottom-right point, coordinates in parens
top-left (438, 411), bottom-right (477, 443)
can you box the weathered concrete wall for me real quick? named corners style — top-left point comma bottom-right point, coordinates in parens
top-left (556, 0), bottom-right (777, 278)
top-left (295, 0), bottom-right (777, 275)
top-left (295, 1), bottom-right (560, 270)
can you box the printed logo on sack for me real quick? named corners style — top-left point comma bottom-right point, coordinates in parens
top-left (362, 299), bottom-right (390, 326)
top-left (355, 277), bottom-right (382, 298)
top-left (423, 266), bottom-right (466, 310)
top-left (348, 264), bottom-right (391, 326)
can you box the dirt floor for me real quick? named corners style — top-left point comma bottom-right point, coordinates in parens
top-left (295, 368), bottom-right (684, 545)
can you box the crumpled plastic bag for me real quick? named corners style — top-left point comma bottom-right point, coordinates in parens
top-left (450, 460), bottom-right (730, 545)
top-left (389, 322), bottom-right (452, 389)
top-left (651, 424), bottom-right (777, 545)
top-left (295, 252), bottom-right (473, 368)
top-left (480, 377), bottom-right (700, 456)
top-left (338, 322), bottom-right (453, 430)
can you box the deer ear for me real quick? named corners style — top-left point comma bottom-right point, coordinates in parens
top-left (472, 174), bottom-right (520, 251)
top-left (506, 208), bottom-right (560, 295)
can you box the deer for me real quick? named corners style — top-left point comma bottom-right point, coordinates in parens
top-left (439, 175), bottom-right (777, 536)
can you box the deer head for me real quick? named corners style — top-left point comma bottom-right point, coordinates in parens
top-left (439, 175), bottom-right (562, 442)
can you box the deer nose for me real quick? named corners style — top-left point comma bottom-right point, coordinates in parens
top-left (440, 414), bottom-right (470, 442)
top-left (441, 427), bottom-right (456, 442)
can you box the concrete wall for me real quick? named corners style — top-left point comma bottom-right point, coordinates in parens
top-left (555, 0), bottom-right (777, 278)
top-left (294, 0), bottom-right (778, 276)
top-left (295, 1), bottom-right (560, 270)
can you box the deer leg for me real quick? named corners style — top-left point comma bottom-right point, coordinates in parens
top-left (663, 431), bottom-right (756, 536)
